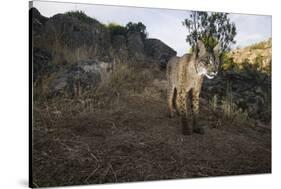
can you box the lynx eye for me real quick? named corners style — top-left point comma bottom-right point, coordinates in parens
top-left (199, 58), bottom-right (208, 65)
top-left (199, 61), bottom-right (207, 65)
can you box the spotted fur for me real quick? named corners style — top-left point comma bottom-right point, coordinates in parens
top-left (166, 40), bottom-right (220, 135)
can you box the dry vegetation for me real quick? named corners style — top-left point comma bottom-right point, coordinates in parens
top-left (225, 38), bottom-right (272, 74)
top-left (31, 8), bottom-right (271, 187)
top-left (32, 61), bottom-right (271, 187)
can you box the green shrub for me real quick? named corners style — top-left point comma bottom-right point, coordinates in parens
top-left (107, 23), bottom-right (127, 37)
top-left (106, 22), bottom-right (148, 41)
top-left (66, 10), bottom-right (97, 24)
top-left (222, 52), bottom-right (239, 71)
top-left (125, 22), bottom-right (148, 40)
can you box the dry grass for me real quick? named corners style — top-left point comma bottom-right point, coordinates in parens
top-left (32, 62), bottom-right (271, 187)
top-left (50, 41), bottom-right (97, 65)
top-left (207, 83), bottom-right (250, 127)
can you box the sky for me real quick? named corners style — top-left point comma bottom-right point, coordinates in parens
top-left (32, 1), bottom-right (272, 56)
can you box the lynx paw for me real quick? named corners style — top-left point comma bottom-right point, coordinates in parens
top-left (168, 110), bottom-right (176, 118)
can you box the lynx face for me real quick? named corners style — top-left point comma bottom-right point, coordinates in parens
top-left (196, 42), bottom-right (220, 79)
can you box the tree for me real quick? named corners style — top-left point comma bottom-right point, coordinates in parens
top-left (182, 11), bottom-right (236, 52)
top-left (107, 22), bottom-right (127, 37)
top-left (125, 22), bottom-right (148, 41)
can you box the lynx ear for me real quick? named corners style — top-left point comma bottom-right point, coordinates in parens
top-left (213, 43), bottom-right (221, 53)
top-left (196, 40), bottom-right (206, 57)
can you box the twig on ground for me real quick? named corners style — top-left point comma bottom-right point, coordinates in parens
top-left (90, 153), bottom-right (99, 162)
top-left (85, 166), bottom-right (99, 183)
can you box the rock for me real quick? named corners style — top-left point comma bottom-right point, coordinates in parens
top-left (31, 8), bottom-right (177, 65)
top-left (33, 48), bottom-right (54, 82)
top-left (31, 8), bottom-right (179, 96)
top-left (49, 59), bottom-right (113, 97)
top-left (30, 7), bottom-right (48, 25)
top-left (31, 8), bottom-right (49, 46)
top-left (202, 69), bottom-right (271, 121)
top-left (44, 12), bottom-right (111, 60)
top-left (111, 35), bottom-right (129, 62)
top-left (127, 32), bottom-right (145, 62)
top-left (144, 38), bottom-right (177, 68)
top-left (32, 47), bottom-right (59, 98)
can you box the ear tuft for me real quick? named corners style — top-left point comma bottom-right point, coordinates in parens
top-left (197, 40), bottom-right (206, 57)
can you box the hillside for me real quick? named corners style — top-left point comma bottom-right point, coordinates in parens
top-left (31, 7), bottom-right (176, 98)
top-left (31, 7), bottom-right (176, 65)
top-left (31, 7), bottom-right (271, 187)
top-left (32, 61), bottom-right (271, 187)
top-left (228, 38), bottom-right (272, 73)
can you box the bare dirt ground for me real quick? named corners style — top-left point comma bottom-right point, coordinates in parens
top-left (32, 65), bottom-right (271, 187)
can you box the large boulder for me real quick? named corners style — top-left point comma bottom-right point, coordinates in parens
top-left (31, 8), bottom-right (180, 97)
top-left (144, 38), bottom-right (177, 68)
top-left (127, 32), bottom-right (146, 62)
top-left (33, 48), bottom-right (54, 82)
top-left (30, 7), bottom-right (48, 34)
top-left (49, 59), bottom-right (113, 97)
top-left (30, 8), bottom-right (49, 47)
top-left (111, 34), bottom-right (129, 62)
top-left (31, 8), bottom-right (178, 66)
top-left (44, 12), bottom-right (111, 61)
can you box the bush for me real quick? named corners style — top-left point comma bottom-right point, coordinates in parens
top-left (221, 82), bottom-right (249, 123)
top-left (125, 22), bottom-right (148, 40)
top-left (221, 52), bottom-right (239, 71)
top-left (107, 23), bottom-right (127, 37)
top-left (106, 22), bottom-right (148, 41)
top-left (250, 42), bottom-right (266, 50)
top-left (66, 10), bottom-right (97, 24)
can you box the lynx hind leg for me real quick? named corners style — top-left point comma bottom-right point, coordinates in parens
top-left (167, 86), bottom-right (176, 118)
top-left (177, 89), bottom-right (193, 135)
top-left (191, 89), bottom-right (204, 134)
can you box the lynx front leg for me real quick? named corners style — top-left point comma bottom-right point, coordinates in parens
top-left (176, 89), bottom-right (193, 135)
top-left (191, 89), bottom-right (204, 134)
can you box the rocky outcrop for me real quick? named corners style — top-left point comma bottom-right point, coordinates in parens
top-left (111, 34), bottom-right (129, 62)
top-left (49, 59), bottom-right (113, 97)
top-left (30, 8), bottom-right (49, 48)
top-left (31, 7), bottom-right (177, 97)
top-left (33, 48), bottom-right (54, 82)
top-left (202, 70), bottom-right (271, 122)
top-left (30, 7), bottom-right (48, 35)
top-left (127, 32), bottom-right (146, 62)
top-left (144, 39), bottom-right (177, 68)
top-left (44, 13), bottom-right (111, 61)
top-left (30, 7), bottom-right (48, 24)
top-left (31, 7), bottom-right (177, 65)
